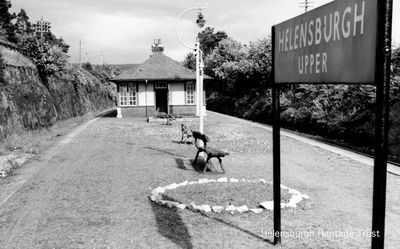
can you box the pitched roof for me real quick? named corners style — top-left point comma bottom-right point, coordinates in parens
top-left (111, 52), bottom-right (212, 82)
top-left (112, 63), bottom-right (140, 72)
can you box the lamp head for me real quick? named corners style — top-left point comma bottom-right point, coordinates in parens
top-left (196, 12), bottom-right (206, 28)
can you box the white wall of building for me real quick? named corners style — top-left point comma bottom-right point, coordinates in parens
top-left (135, 82), bottom-right (206, 107)
top-left (138, 83), bottom-right (155, 106)
top-left (168, 83), bottom-right (186, 105)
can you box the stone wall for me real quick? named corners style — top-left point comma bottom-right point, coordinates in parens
top-left (120, 105), bottom-right (197, 117)
top-left (121, 106), bottom-right (157, 117)
top-left (169, 105), bottom-right (196, 116)
top-left (0, 43), bottom-right (115, 139)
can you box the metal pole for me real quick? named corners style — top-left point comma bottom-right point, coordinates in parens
top-left (272, 85), bottom-right (281, 245)
top-left (199, 50), bottom-right (204, 133)
top-left (195, 40), bottom-right (200, 118)
top-left (371, 0), bottom-right (392, 248)
top-left (271, 25), bottom-right (281, 245)
top-left (79, 40), bottom-right (82, 67)
top-left (145, 80), bottom-right (148, 117)
top-left (100, 50), bottom-right (104, 66)
top-left (116, 84), bottom-right (122, 118)
top-left (175, 4), bottom-right (208, 133)
top-left (305, 0), bottom-right (309, 13)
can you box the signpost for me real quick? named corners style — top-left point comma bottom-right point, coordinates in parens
top-left (274, 0), bottom-right (378, 84)
top-left (271, 0), bottom-right (393, 248)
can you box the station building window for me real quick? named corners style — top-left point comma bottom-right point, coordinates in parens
top-left (120, 83), bottom-right (137, 106)
top-left (186, 82), bottom-right (195, 105)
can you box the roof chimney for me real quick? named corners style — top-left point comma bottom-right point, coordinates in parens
top-left (151, 39), bottom-right (164, 54)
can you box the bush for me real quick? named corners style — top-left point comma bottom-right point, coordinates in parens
top-left (389, 100), bottom-right (400, 160)
top-left (82, 62), bottom-right (93, 73)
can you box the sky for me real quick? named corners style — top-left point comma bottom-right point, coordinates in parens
top-left (10, 0), bottom-right (400, 65)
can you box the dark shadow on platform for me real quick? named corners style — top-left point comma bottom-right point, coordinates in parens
top-left (189, 159), bottom-right (221, 174)
top-left (98, 109), bottom-right (117, 118)
top-left (175, 158), bottom-right (187, 170)
top-left (143, 146), bottom-right (187, 158)
top-left (198, 212), bottom-right (274, 246)
top-left (149, 199), bottom-right (193, 249)
top-left (189, 158), bottom-right (204, 172)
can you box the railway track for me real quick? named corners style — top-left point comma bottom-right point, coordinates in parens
top-left (286, 129), bottom-right (400, 168)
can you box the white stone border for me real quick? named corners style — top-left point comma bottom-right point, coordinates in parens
top-left (148, 178), bottom-right (310, 214)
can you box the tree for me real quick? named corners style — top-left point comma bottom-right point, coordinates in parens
top-left (14, 9), bottom-right (36, 57)
top-left (0, 0), bottom-right (16, 42)
top-left (203, 37), bottom-right (272, 95)
top-left (204, 37), bottom-right (251, 95)
top-left (82, 62), bottom-right (93, 72)
top-left (11, 8), bottom-right (70, 79)
top-left (42, 32), bottom-right (69, 53)
top-left (25, 40), bottom-right (69, 78)
top-left (15, 9), bottom-right (33, 35)
top-left (247, 37), bottom-right (272, 84)
top-left (0, 25), bottom-right (7, 40)
top-left (392, 46), bottom-right (400, 75)
top-left (198, 27), bottom-right (227, 56)
top-left (182, 52), bottom-right (196, 70)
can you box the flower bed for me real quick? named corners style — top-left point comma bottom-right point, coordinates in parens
top-left (149, 178), bottom-right (309, 214)
top-left (164, 181), bottom-right (292, 207)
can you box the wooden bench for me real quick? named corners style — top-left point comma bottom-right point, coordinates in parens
top-left (192, 131), bottom-right (229, 173)
top-left (157, 112), bottom-right (176, 125)
top-left (165, 115), bottom-right (175, 125)
top-left (180, 124), bottom-right (192, 143)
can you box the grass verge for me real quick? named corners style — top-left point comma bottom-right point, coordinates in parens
top-left (0, 109), bottom-right (112, 177)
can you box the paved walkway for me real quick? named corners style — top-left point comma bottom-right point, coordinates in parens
top-left (0, 110), bottom-right (399, 249)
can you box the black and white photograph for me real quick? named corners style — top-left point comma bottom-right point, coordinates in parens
top-left (0, 0), bottom-right (400, 248)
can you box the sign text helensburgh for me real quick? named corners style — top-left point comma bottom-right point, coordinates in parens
top-left (274, 0), bottom-right (378, 84)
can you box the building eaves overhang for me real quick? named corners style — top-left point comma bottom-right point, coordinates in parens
top-left (110, 52), bottom-right (213, 83)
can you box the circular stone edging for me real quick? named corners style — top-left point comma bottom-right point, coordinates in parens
top-left (148, 177), bottom-right (310, 214)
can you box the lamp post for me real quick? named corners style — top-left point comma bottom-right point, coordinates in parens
top-left (176, 4), bottom-right (208, 133)
top-left (145, 79), bottom-right (148, 117)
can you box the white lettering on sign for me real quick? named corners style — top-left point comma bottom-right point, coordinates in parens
top-left (308, 20), bottom-right (314, 46)
top-left (278, 2), bottom-right (365, 52)
top-left (334, 11), bottom-right (340, 41)
top-left (298, 52), bottom-right (328, 75)
top-left (342, 7), bottom-right (352, 38)
top-left (315, 18), bottom-right (322, 45)
top-left (324, 14), bottom-right (332, 42)
top-left (277, 1), bottom-right (366, 76)
top-left (353, 2), bottom-right (365, 36)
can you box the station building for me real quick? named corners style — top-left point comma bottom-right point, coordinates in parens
top-left (111, 40), bottom-right (211, 118)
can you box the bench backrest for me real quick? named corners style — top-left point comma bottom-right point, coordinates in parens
top-left (192, 131), bottom-right (209, 149)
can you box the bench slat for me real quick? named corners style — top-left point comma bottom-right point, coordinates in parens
top-left (205, 147), bottom-right (229, 157)
top-left (192, 131), bottom-right (209, 143)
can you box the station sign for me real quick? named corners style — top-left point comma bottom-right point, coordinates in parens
top-left (273, 0), bottom-right (378, 84)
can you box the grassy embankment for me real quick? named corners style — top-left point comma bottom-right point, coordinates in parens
top-left (0, 110), bottom-right (110, 177)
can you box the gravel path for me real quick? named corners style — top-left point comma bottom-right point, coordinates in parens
top-left (0, 111), bottom-right (399, 249)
